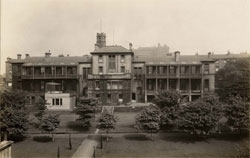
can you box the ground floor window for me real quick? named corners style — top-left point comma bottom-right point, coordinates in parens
top-left (52, 98), bottom-right (62, 106)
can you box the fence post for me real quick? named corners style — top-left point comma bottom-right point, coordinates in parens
top-left (57, 146), bottom-right (60, 158)
top-left (93, 146), bottom-right (96, 158)
top-left (69, 133), bottom-right (72, 150)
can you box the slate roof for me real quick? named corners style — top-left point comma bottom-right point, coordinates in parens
top-left (133, 53), bottom-right (249, 65)
top-left (133, 54), bottom-right (212, 64)
top-left (10, 56), bottom-right (91, 66)
top-left (91, 45), bottom-right (133, 54)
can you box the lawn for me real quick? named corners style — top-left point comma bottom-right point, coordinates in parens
top-left (96, 133), bottom-right (249, 158)
top-left (113, 112), bottom-right (138, 133)
top-left (12, 134), bottom-right (85, 158)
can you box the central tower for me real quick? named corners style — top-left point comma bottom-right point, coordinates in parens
top-left (95, 32), bottom-right (106, 49)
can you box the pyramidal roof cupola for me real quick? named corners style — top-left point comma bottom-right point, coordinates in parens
top-left (95, 32), bottom-right (106, 50)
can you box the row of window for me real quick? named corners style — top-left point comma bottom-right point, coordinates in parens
top-left (146, 65), bottom-right (209, 75)
top-left (98, 66), bottom-right (126, 73)
top-left (95, 80), bottom-right (123, 90)
top-left (146, 79), bottom-right (209, 91)
top-left (98, 55), bottom-right (125, 63)
top-left (23, 66), bottom-right (77, 75)
top-left (95, 93), bottom-right (123, 100)
top-left (52, 98), bottom-right (63, 106)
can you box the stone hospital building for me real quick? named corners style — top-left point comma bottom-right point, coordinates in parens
top-left (6, 32), bottom-right (249, 110)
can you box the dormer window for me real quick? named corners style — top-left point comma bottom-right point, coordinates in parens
top-left (98, 55), bottom-right (103, 63)
top-left (121, 55), bottom-right (125, 63)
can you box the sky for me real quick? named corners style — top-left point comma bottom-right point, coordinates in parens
top-left (1, 0), bottom-right (250, 74)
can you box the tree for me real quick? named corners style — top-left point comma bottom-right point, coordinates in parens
top-left (177, 99), bottom-right (220, 136)
top-left (215, 58), bottom-right (250, 100)
top-left (96, 112), bottom-right (118, 141)
top-left (34, 97), bottom-right (47, 122)
top-left (40, 114), bottom-right (60, 141)
top-left (74, 98), bottom-right (98, 128)
top-left (135, 106), bottom-right (161, 139)
top-left (153, 90), bottom-right (181, 127)
top-left (0, 90), bottom-right (29, 139)
top-left (224, 95), bottom-right (249, 132)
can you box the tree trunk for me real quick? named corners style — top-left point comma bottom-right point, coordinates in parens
top-left (106, 131), bottom-right (108, 141)
top-left (100, 134), bottom-right (103, 149)
top-left (52, 132), bottom-right (55, 142)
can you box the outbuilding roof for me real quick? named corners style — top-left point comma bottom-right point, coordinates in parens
top-left (11, 56), bottom-right (91, 66)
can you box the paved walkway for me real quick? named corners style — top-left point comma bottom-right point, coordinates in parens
top-left (71, 136), bottom-right (99, 158)
top-left (71, 129), bottom-right (100, 158)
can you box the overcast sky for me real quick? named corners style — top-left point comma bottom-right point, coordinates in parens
top-left (1, 0), bottom-right (250, 74)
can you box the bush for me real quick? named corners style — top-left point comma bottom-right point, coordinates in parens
top-left (135, 106), bottom-right (161, 138)
top-left (0, 90), bottom-right (29, 138)
top-left (153, 90), bottom-right (181, 127)
top-left (224, 95), bottom-right (249, 132)
top-left (177, 99), bottom-right (220, 136)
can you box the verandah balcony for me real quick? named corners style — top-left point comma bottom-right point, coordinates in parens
top-left (88, 73), bottom-right (131, 79)
top-left (22, 73), bottom-right (78, 79)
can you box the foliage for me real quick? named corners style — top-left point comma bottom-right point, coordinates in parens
top-left (0, 90), bottom-right (29, 138)
top-left (135, 106), bottom-right (161, 137)
top-left (40, 114), bottom-right (60, 133)
top-left (177, 98), bottom-right (221, 136)
top-left (215, 58), bottom-right (250, 100)
top-left (34, 97), bottom-right (47, 121)
top-left (40, 114), bottom-right (60, 141)
top-left (224, 95), bottom-right (249, 131)
top-left (74, 98), bottom-right (98, 128)
top-left (96, 112), bottom-right (118, 135)
top-left (153, 90), bottom-right (181, 126)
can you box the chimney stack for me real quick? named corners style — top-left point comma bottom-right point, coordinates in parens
top-left (174, 51), bottom-right (180, 62)
top-left (17, 54), bottom-right (22, 60)
top-left (129, 43), bottom-right (133, 51)
top-left (45, 50), bottom-right (51, 57)
top-left (25, 54), bottom-right (30, 58)
top-left (208, 52), bottom-right (212, 58)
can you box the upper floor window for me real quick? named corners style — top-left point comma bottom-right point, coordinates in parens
top-left (121, 66), bottom-right (125, 73)
top-left (204, 64), bottom-right (209, 74)
top-left (191, 66), bottom-right (201, 74)
top-left (95, 80), bottom-right (100, 89)
top-left (180, 66), bottom-right (188, 74)
top-left (169, 66), bottom-right (176, 74)
top-left (121, 55), bottom-right (125, 63)
top-left (83, 67), bottom-right (91, 78)
top-left (147, 66), bottom-right (153, 75)
top-left (67, 67), bottom-right (77, 75)
top-left (108, 55), bottom-right (116, 73)
top-left (98, 55), bottom-right (103, 63)
top-left (215, 66), bottom-right (219, 72)
top-left (98, 66), bottom-right (103, 74)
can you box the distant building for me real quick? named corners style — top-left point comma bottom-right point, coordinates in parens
top-left (5, 57), bottom-right (12, 87)
top-left (6, 32), bottom-right (249, 109)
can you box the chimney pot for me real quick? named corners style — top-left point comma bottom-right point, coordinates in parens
top-left (45, 51), bottom-right (51, 57)
top-left (174, 51), bottom-right (180, 62)
top-left (25, 54), bottom-right (30, 58)
top-left (17, 54), bottom-right (22, 60)
top-left (129, 43), bottom-right (133, 51)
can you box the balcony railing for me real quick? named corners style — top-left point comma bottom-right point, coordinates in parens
top-left (22, 73), bottom-right (78, 79)
top-left (88, 73), bottom-right (131, 79)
